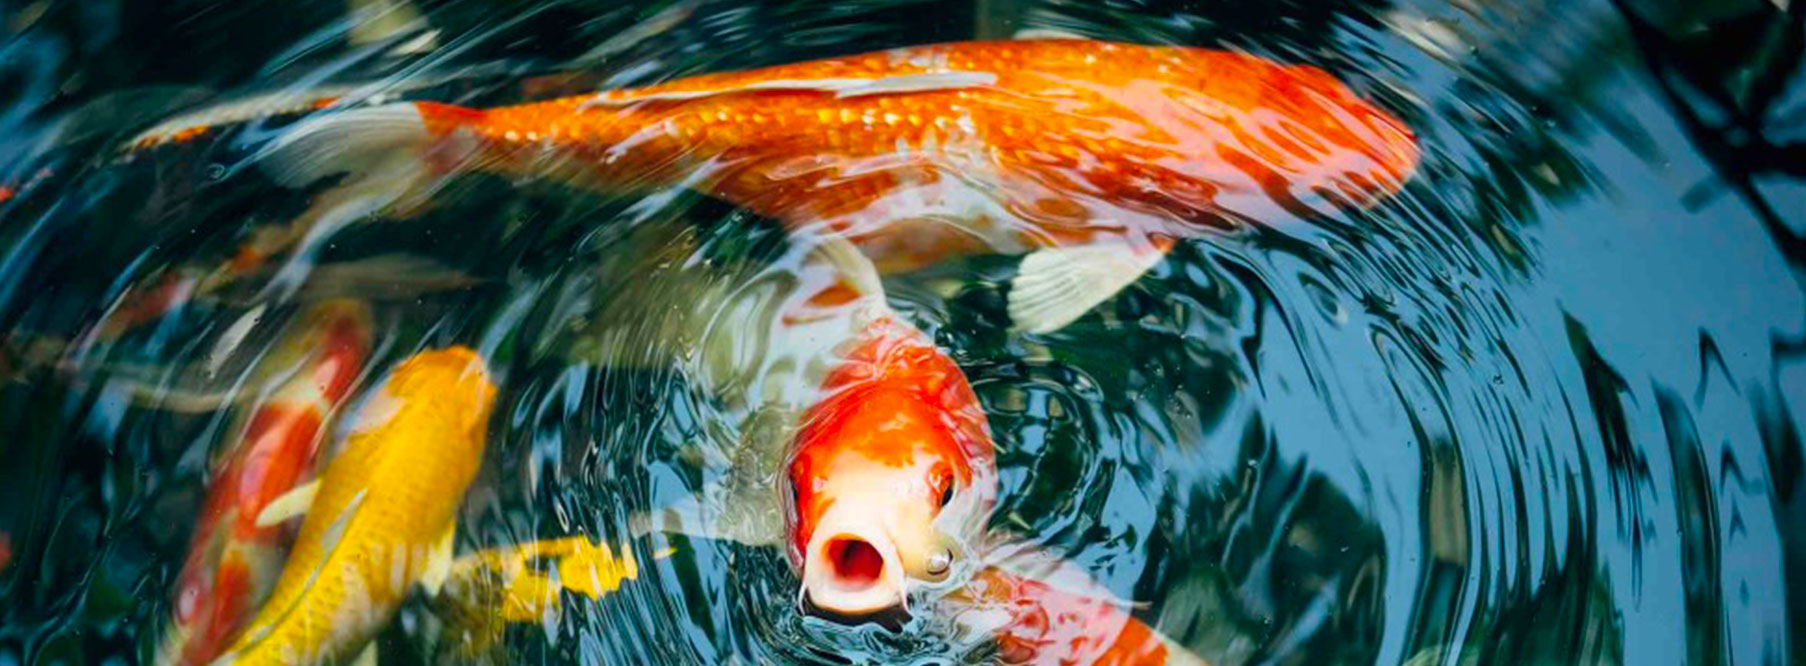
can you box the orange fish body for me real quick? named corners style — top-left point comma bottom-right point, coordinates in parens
top-left (261, 39), bottom-right (1416, 332)
top-left (156, 301), bottom-right (371, 666)
top-left (398, 40), bottom-right (1417, 272)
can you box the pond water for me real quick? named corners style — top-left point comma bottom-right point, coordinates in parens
top-left (0, 0), bottom-right (1802, 664)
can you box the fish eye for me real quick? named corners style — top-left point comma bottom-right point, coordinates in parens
top-left (936, 476), bottom-right (955, 509)
top-left (925, 547), bottom-right (953, 577)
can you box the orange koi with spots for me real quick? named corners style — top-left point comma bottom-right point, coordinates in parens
top-left (267, 38), bottom-right (1418, 333)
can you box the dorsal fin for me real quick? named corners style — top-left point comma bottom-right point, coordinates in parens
top-left (585, 71), bottom-right (997, 107)
top-left (1012, 28), bottom-right (1091, 40)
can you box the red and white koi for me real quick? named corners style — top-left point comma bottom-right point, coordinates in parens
top-left (155, 300), bottom-right (371, 666)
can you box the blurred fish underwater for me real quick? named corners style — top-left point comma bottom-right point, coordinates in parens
top-left (1, 0), bottom-right (1804, 665)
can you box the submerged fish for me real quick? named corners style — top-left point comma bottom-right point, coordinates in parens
top-left (261, 38), bottom-right (1419, 333)
top-left (157, 301), bottom-right (372, 666)
top-left (432, 535), bottom-right (671, 658)
top-left (212, 346), bottom-right (496, 666)
top-left (954, 566), bottom-right (1210, 665)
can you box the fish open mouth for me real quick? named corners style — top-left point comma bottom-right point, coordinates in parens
top-left (825, 537), bottom-right (885, 589)
top-left (801, 527), bottom-right (908, 620)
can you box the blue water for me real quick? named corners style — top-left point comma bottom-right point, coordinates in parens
top-left (1, 0), bottom-right (1802, 664)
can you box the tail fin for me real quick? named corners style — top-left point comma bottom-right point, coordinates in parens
top-left (259, 103), bottom-right (437, 188)
top-left (253, 102), bottom-right (481, 297)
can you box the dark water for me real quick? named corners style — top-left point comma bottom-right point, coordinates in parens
top-left (1, 0), bottom-right (1802, 664)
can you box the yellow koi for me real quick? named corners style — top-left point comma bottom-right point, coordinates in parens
top-left (212, 346), bottom-right (496, 666)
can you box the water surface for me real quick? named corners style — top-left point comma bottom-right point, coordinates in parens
top-left (0, 0), bottom-right (1802, 664)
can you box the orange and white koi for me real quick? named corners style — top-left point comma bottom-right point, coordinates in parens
top-left (211, 346), bottom-right (496, 666)
top-left (794, 310), bottom-right (1212, 663)
top-left (155, 300), bottom-right (371, 666)
top-left (634, 246), bottom-right (1206, 661)
top-left (786, 314), bottom-right (996, 616)
top-left (263, 38), bottom-right (1418, 333)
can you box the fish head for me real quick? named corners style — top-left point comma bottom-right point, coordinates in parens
top-left (295, 299), bottom-right (373, 401)
top-left (359, 345), bottom-right (497, 442)
top-left (786, 319), bottom-right (995, 621)
top-left (1233, 59), bottom-right (1422, 202)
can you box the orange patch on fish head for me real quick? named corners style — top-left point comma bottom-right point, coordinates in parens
top-left (790, 385), bottom-right (972, 550)
top-left (381, 346), bottom-right (499, 441)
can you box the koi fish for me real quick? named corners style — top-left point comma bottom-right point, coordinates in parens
top-left (648, 308), bottom-right (1209, 662)
top-left (263, 38), bottom-right (1418, 333)
top-left (631, 242), bottom-right (1208, 663)
top-left (786, 314), bottom-right (996, 616)
top-left (211, 346), bottom-right (496, 666)
top-left (156, 300), bottom-right (372, 666)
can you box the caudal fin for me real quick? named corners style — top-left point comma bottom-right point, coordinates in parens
top-left (261, 103), bottom-right (444, 186)
top-left (252, 102), bottom-right (480, 297)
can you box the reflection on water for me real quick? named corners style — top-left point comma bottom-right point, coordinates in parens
top-left (1, 0), bottom-right (1802, 664)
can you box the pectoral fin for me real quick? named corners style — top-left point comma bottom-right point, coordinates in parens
top-left (254, 479), bottom-right (321, 528)
top-left (420, 520), bottom-right (457, 597)
top-left (1008, 238), bottom-right (1172, 334)
top-left (806, 235), bottom-right (884, 300)
top-left (780, 234), bottom-right (893, 328)
top-left (1012, 28), bottom-right (1090, 39)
